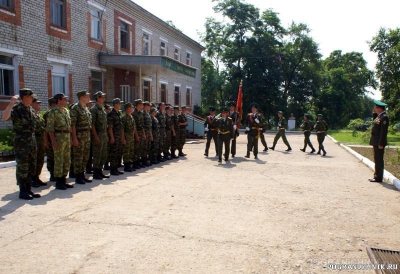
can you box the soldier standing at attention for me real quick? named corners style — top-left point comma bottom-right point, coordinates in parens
top-left (70, 90), bottom-right (92, 185)
top-left (212, 107), bottom-right (234, 162)
top-left (257, 109), bottom-right (269, 152)
top-left (90, 91), bottom-right (110, 180)
top-left (43, 98), bottom-right (56, 182)
top-left (46, 93), bottom-right (73, 190)
top-left (121, 102), bottom-right (137, 172)
top-left (156, 103), bottom-right (167, 162)
top-left (2, 89), bottom-right (41, 200)
top-left (171, 106), bottom-right (180, 158)
top-left (31, 96), bottom-right (47, 187)
top-left (164, 105), bottom-right (174, 160)
top-left (150, 108), bottom-right (161, 164)
top-left (108, 98), bottom-right (124, 175)
top-left (314, 114), bottom-right (329, 156)
top-left (177, 106), bottom-right (188, 157)
top-left (245, 103), bottom-right (261, 159)
top-left (300, 114), bottom-right (316, 153)
top-left (369, 100), bottom-right (389, 183)
top-left (132, 99), bottom-right (146, 170)
top-left (228, 102), bottom-right (240, 157)
top-left (85, 100), bottom-right (96, 175)
top-left (269, 111), bottom-right (292, 151)
top-left (204, 106), bottom-right (218, 157)
top-left (142, 101), bottom-right (153, 166)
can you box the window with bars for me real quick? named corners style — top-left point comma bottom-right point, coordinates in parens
top-left (51, 63), bottom-right (67, 95)
top-left (0, 55), bottom-right (14, 96)
top-left (50, 0), bottom-right (66, 27)
top-left (160, 41), bottom-right (166, 56)
top-left (90, 8), bottom-right (102, 40)
top-left (0, 0), bottom-right (14, 9)
top-left (91, 70), bottom-right (102, 94)
top-left (120, 21), bottom-right (129, 49)
top-left (174, 86), bottom-right (179, 106)
top-left (143, 33), bottom-right (150, 55)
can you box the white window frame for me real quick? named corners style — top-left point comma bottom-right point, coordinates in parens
top-left (0, 49), bottom-right (22, 96)
top-left (90, 6), bottom-right (102, 40)
top-left (160, 41), bottom-right (166, 56)
top-left (120, 21), bottom-right (129, 50)
top-left (91, 70), bottom-right (103, 94)
top-left (143, 80), bottom-right (151, 101)
top-left (48, 58), bottom-right (70, 96)
top-left (185, 87), bottom-right (192, 106)
top-left (174, 48), bottom-right (179, 61)
top-left (0, 0), bottom-right (14, 10)
top-left (142, 33), bottom-right (150, 56)
top-left (50, 0), bottom-right (66, 28)
top-left (186, 52), bottom-right (192, 66)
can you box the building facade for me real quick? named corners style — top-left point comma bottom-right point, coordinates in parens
top-left (0, 0), bottom-right (204, 128)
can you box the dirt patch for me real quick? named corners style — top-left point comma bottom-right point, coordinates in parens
top-left (351, 146), bottom-right (400, 178)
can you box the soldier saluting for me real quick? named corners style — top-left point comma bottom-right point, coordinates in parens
top-left (212, 107), bottom-right (234, 162)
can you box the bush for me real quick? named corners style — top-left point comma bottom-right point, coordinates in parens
top-left (346, 118), bottom-right (365, 130)
top-left (193, 104), bottom-right (203, 117)
top-left (0, 129), bottom-right (14, 147)
top-left (388, 124), bottom-right (398, 135)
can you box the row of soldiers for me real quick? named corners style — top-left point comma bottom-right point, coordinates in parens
top-left (203, 102), bottom-right (330, 161)
top-left (2, 88), bottom-right (189, 200)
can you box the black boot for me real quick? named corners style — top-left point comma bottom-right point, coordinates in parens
top-left (158, 155), bottom-right (165, 162)
top-left (151, 157), bottom-right (159, 165)
top-left (75, 173), bottom-right (86, 185)
top-left (285, 147), bottom-right (292, 151)
top-left (171, 150), bottom-right (179, 158)
top-left (133, 161), bottom-right (140, 170)
top-left (31, 176), bottom-right (40, 188)
top-left (110, 167), bottom-right (120, 176)
top-left (86, 167), bottom-right (93, 174)
top-left (317, 150), bottom-right (321, 155)
top-left (104, 162), bottom-right (110, 170)
top-left (178, 149), bottom-right (186, 157)
top-left (34, 175), bottom-right (47, 186)
top-left (100, 169), bottom-right (110, 178)
top-left (69, 170), bottom-right (75, 179)
top-left (124, 163), bottom-right (133, 172)
top-left (63, 176), bottom-right (74, 188)
top-left (26, 182), bottom-right (41, 198)
top-left (55, 178), bottom-right (67, 190)
top-left (300, 148), bottom-right (305, 152)
top-left (322, 150), bottom-right (327, 156)
top-left (310, 148), bottom-right (316, 153)
top-left (93, 168), bottom-right (103, 180)
top-left (269, 146), bottom-right (275, 150)
top-left (81, 172), bottom-right (92, 183)
top-left (49, 171), bottom-right (56, 182)
top-left (263, 147), bottom-right (268, 152)
top-left (19, 184), bottom-right (33, 200)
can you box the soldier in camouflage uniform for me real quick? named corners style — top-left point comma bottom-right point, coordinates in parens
top-left (31, 96), bottom-right (47, 187)
top-left (85, 100), bottom-right (95, 174)
top-left (164, 105), bottom-right (174, 160)
top-left (70, 90), bottom-right (92, 185)
top-left (171, 106), bottom-right (180, 158)
top-left (177, 106), bottom-right (188, 157)
top-left (46, 93), bottom-right (73, 190)
top-left (90, 91), bottom-right (110, 180)
top-left (2, 89), bottom-right (41, 200)
top-left (132, 99), bottom-right (146, 169)
top-left (108, 98), bottom-right (124, 176)
top-left (269, 111), bottom-right (292, 151)
top-left (300, 114), bottom-right (316, 153)
top-left (314, 114), bottom-right (329, 156)
top-left (142, 101), bottom-right (153, 166)
top-left (43, 97), bottom-right (56, 182)
top-left (156, 103), bottom-right (167, 162)
top-left (121, 102), bottom-right (137, 172)
top-left (150, 108), bottom-right (160, 164)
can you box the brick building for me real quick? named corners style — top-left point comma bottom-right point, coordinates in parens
top-left (0, 0), bottom-right (204, 128)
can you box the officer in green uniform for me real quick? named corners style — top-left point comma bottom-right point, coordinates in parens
top-left (314, 114), bottom-right (329, 156)
top-left (70, 90), bottom-right (92, 185)
top-left (204, 106), bottom-right (218, 157)
top-left (150, 107), bottom-right (160, 164)
top-left (369, 100), bottom-right (389, 182)
top-left (43, 97), bottom-right (57, 182)
top-left (245, 103), bottom-right (262, 159)
top-left (90, 91), bottom-right (110, 180)
top-left (300, 113), bottom-right (316, 153)
top-left (171, 106), bottom-right (180, 158)
top-left (257, 109), bottom-right (268, 152)
top-left (228, 102), bottom-right (240, 157)
top-left (156, 103), bottom-right (167, 162)
top-left (212, 107), bottom-right (234, 162)
top-left (177, 106), bottom-right (188, 157)
top-left (2, 89), bottom-right (41, 200)
top-left (269, 111), bottom-right (292, 151)
top-left (121, 102), bottom-right (137, 172)
top-left (132, 99), bottom-right (146, 169)
top-left (108, 98), bottom-right (124, 175)
top-left (31, 96), bottom-right (47, 187)
top-left (46, 93), bottom-right (73, 190)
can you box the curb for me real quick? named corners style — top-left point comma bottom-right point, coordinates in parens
top-left (0, 157), bottom-right (47, 169)
top-left (327, 135), bottom-right (400, 191)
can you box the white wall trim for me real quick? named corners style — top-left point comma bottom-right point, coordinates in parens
top-left (174, 83), bottom-right (181, 87)
top-left (159, 80), bottom-right (168, 85)
top-left (88, 65), bottom-right (106, 72)
top-left (118, 17), bottom-right (132, 26)
top-left (0, 47), bottom-right (23, 56)
top-left (143, 77), bottom-right (152, 82)
top-left (186, 50), bottom-right (192, 54)
top-left (174, 44), bottom-right (181, 49)
top-left (88, 1), bottom-right (105, 11)
top-left (47, 57), bottom-right (72, 66)
top-left (186, 86), bottom-right (192, 90)
top-left (160, 37), bottom-right (168, 43)
top-left (142, 28), bottom-right (153, 35)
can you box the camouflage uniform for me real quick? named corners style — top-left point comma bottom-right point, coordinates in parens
top-left (34, 111), bottom-right (45, 180)
top-left (142, 110), bottom-right (152, 163)
top-left (177, 112), bottom-right (187, 153)
top-left (271, 116), bottom-right (292, 150)
top-left (156, 110), bottom-right (166, 159)
top-left (164, 113), bottom-right (173, 158)
top-left (171, 113), bottom-right (180, 155)
top-left (121, 112), bottom-right (136, 165)
top-left (133, 108), bottom-right (144, 167)
top-left (43, 108), bottom-right (54, 178)
top-left (91, 104), bottom-right (108, 169)
top-left (107, 108), bottom-right (122, 168)
top-left (150, 114), bottom-right (160, 163)
top-left (46, 106), bottom-right (71, 178)
top-left (314, 118), bottom-right (329, 155)
top-left (70, 103), bottom-right (92, 175)
top-left (300, 117), bottom-right (315, 152)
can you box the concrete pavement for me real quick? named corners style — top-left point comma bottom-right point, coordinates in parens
top-left (0, 132), bottom-right (399, 273)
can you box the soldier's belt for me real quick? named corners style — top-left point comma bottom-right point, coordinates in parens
top-left (210, 128), bottom-right (218, 131)
top-left (278, 127), bottom-right (285, 129)
top-left (251, 127), bottom-right (258, 130)
top-left (218, 130), bottom-right (230, 134)
top-left (54, 129), bottom-right (70, 134)
top-left (76, 128), bottom-right (90, 132)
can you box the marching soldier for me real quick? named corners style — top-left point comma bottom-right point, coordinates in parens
top-left (177, 106), bottom-right (188, 157)
top-left (369, 100), bottom-right (389, 183)
top-left (257, 109), bottom-right (268, 152)
top-left (156, 103), bottom-right (167, 162)
top-left (204, 106), bottom-right (218, 157)
top-left (108, 98), bottom-right (124, 175)
top-left (300, 114), bottom-right (316, 153)
top-left (314, 114), bottom-right (329, 156)
top-left (142, 101), bottom-right (153, 166)
top-left (2, 89), bottom-right (41, 200)
top-left (228, 102), bottom-right (240, 157)
top-left (121, 102), bottom-right (137, 172)
top-left (90, 91), bottom-right (110, 180)
top-left (245, 103), bottom-right (262, 159)
top-left (43, 97), bottom-right (56, 182)
top-left (269, 111), bottom-right (292, 151)
top-left (70, 90), bottom-right (92, 185)
top-left (171, 106), bottom-right (180, 158)
top-left (31, 96), bottom-right (47, 187)
top-left (212, 107), bottom-right (234, 162)
top-left (150, 107), bottom-right (160, 164)
top-left (46, 93), bottom-right (73, 190)
top-left (133, 99), bottom-right (146, 169)
top-left (164, 105), bottom-right (174, 160)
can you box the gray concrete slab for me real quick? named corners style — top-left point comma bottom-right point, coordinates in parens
top-left (0, 133), bottom-right (399, 273)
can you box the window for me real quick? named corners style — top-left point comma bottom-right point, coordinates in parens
top-left (120, 21), bottom-right (129, 49)
top-left (143, 33), bottom-right (150, 55)
top-left (186, 88), bottom-right (191, 106)
top-left (174, 48), bottom-right (179, 60)
top-left (174, 86), bottom-right (180, 105)
top-left (0, 0), bottom-right (13, 9)
top-left (0, 55), bottom-right (14, 96)
top-left (160, 42), bottom-right (166, 56)
top-left (91, 70), bottom-right (102, 93)
top-left (90, 8), bottom-right (102, 40)
top-left (120, 85), bottom-right (131, 102)
top-left (51, 63), bottom-right (67, 95)
top-left (50, 0), bottom-right (65, 27)
top-left (143, 80), bottom-right (150, 101)
top-left (160, 84), bottom-right (167, 103)
top-left (186, 53), bottom-right (191, 65)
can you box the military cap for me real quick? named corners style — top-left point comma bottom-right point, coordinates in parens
top-left (250, 102), bottom-right (259, 109)
top-left (181, 105), bottom-right (187, 109)
top-left (227, 101), bottom-right (236, 107)
top-left (104, 104), bottom-right (111, 109)
top-left (134, 99), bottom-right (143, 105)
top-left (87, 100), bottom-right (96, 104)
top-left (173, 106), bottom-right (180, 110)
top-left (209, 106), bottom-right (216, 111)
top-left (48, 97), bottom-right (55, 104)
top-left (93, 91), bottom-right (106, 99)
top-left (373, 99), bottom-right (387, 107)
top-left (220, 106), bottom-right (228, 112)
top-left (32, 96), bottom-right (41, 103)
top-left (143, 101), bottom-right (150, 106)
top-left (278, 111), bottom-right (283, 114)
top-left (76, 90), bottom-right (90, 98)
top-left (124, 102), bottom-right (133, 110)
top-left (317, 114), bottom-right (323, 117)
top-left (112, 98), bottom-right (124, 105)
top-left (19, 88), bottom-right (33, 97)
top-left (150, 102), bottom-right (156, 107)
top-left (53, 93), bottom-right (68, 101)
top-left (165, 105), bottom-right (172, 110)
top-left (150, 107), bottom-right (157, 113)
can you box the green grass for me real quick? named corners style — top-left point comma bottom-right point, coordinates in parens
top-left (329, 130), bottom-right (400, 146)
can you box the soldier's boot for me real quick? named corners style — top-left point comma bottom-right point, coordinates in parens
top-left (33, 175), bottom-right (47, 186)
top-left (75, 173), bottom-right (86, 185)
top-left (104, 162), bottom-right (110, 170)
top-left (124, 163), bottom-right (133, 172)
top-left (100, 169), bottom-right (110, 179)
top-left (93, 169), bottom-right (103, 180)
top-left (110, 167), bottom-right (120, 176)
top-left (81, 172), bottom-right (92, 183)
top-left (138, 160), bottom-right (146, 168)
top-left (263, 147), bottom-right (268, 152)
top-left (133, 161), bottom-right (140, 170)
top-left (310, 147), bottom-right (316, 153)
top-left (63, 176), bottom-right (74, 188)
top-left (285, 147), bottom-right (292, 152)
top-left (300, 148), bottom-right (306, 152)
top-left (178, 149), bottom-right (186, 157)
top-left (118, 158), bottom-right (124, 168)
top-left (322, 149), bottom-right (327, 156)
top-left (117, 167), bottom-right (124, 175)
top-left (268, 146), bottom-right (275, 150)
top-left (158, 154), bottom-right (165, 162)
top-left (31, 176), bottom-right (40, 188)
top-left (151, 157), bottom-right (159, 165)
top-left (19, 184), bottom-right (33, 200)
top-left (86, 167), bottom-right (93, 174)
top-left (55, 178), bottom-right (67, 190)
top-left (171, 150), bottom-right (179, 159)
top-left (317, 150), bottom-right (321, 155)
top-left (26, 182), bottom-right (41, 198)
top-left (49, 171), bottom-right (56, 182)
top-left (143, 158), bottom-right (151, 167)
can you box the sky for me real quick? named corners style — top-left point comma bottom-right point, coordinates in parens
top-left (132, 0), bottom-right (400, 99)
